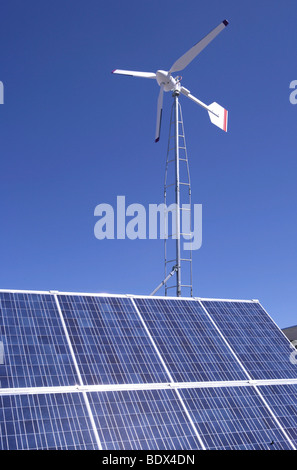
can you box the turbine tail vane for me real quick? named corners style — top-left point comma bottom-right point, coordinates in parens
top-left (208, 102), bottom-right (228, 132)
top-left (180, 87), bottom-right (228, 132)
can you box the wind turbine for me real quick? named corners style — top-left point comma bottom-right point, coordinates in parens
top-left (112, 19), bottom-right (229, 297)
top-left (112, 19), bottom-right (229, 142)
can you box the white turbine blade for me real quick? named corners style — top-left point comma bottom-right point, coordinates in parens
top-left (155, 84), bottom-right (164, 142)
top-left (170, 20), bottom-right (229, 73)
top-left (112, 69), bottom-right (156, 79)
top-left (180, 87), bottom-right (228, 132)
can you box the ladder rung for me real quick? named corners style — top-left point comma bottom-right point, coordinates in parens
top-left (165, 183), bottom-right (190, 188)
top-left (165, 232), bottom-right (193, 238)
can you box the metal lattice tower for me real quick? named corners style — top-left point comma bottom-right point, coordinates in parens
top-left (164, 90), bottom-right (193, 297)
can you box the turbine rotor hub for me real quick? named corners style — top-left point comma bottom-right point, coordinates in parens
top-left (156, 70), bottom-right (180, 92)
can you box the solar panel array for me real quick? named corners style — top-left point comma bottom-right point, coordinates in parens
top-left (0, 290), bottom-right (297, 450)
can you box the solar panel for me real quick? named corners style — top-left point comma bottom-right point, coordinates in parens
top-left (0, 292), bottom-right (79, 388)
top-left (133, 297), bottom-right (248, 382)
top-left (0, 392), bottom-right (98, 450)
top-left (87, 388), bottom-right (203, 450)
top-left (179, 385), bottom-right (292, 450)
top-left (0, 290), bottom-right (296, 451)
top-left (57, 294), bottom-right (169, 385)
top-left (200, 300), bottom-right (297, 380)
top-left (258, 384), bottom-right (297, 447)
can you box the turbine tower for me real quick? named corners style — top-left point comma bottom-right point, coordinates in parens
top-left (164, 91), bottom-right (193, 297)
top-left (112, 19), bottom-right (229, 297)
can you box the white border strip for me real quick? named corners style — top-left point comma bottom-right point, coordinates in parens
top-left (0, 288), bottom-right (257, 303)
top-left (2, 378), bottom-right (297, 396)
top-left (196, 297), bottom-right (257, 303)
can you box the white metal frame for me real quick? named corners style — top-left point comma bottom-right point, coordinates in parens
top-left (2, 378), bottom-right (297, 397)
top-left (0, 288), bottom-right (259, 303)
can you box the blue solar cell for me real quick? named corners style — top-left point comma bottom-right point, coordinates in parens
top-left (259, 384), bottom-right (297, 447)
top-left (201, 300), bottom-right (297, 380)
top-left (0, 393), bottom-right (98, 450)
top-left (87, 388), bottom-right (203, 450)
top-left (134, 297), bottom-right (248, 382)
top-left (57, 295), bottom-right (169, 385)
top-left (0, 292), bottom-right (79, 388)
top-left (179, 386), bottom-right (292, 450)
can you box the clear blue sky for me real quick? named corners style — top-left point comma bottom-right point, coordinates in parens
top-left (0, 0), bottom-right (296, 329)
